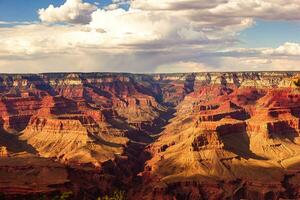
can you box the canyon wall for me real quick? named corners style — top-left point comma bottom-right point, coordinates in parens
top-left (0, 71), bottom-right (299, 199)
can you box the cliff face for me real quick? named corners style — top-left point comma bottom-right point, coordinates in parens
top-left (0, 71), bottom-right (300, 199)
top-left (132, 73), bottom-right (300, 200)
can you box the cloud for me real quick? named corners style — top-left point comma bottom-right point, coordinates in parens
top-left (218, 56), bottom-right (300, 71)
top-left (0, 21), bottom-right (38, 25)
top-left (209, 0), bottom-right (300, 20)
top-left (38, 0), bottom-right (97, 24)
top-left (263, 42), bottom-right (300, 56)
top-left (155, 61), bottom-right (211, 73)
top-left (104, 4), bottom-right (119, 10)
top-left (132, 0), bottom-right (300, 20)
top-left (244, 58), bottom-right (272, 65)
top-left (1, 0), bottom-right (300, 73)
top-left (131, 0), bottom-right (227, 10)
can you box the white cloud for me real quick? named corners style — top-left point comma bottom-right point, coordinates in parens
top-left (104, 4), bottom-right (119, 10)
top-left (1, 0), bottom-right (300, 73)
top-left (209, 0), bottom-right (300, 20)
top-left (38, 0), bottom-right (97, 24)
top-left (131, 0), bottom-right (227, 10)
top-left (218, 56), bottom-right (300, 71)
top-left (155, 61), bottom-right (211, 73)
top-left (132, 0), bottom-right (300, 20)
top-left (244, 58), bottom-right (272, 65)
top-left (263, 42), bottom-right (300, 56)
top-left (0, 21), bottom-right (38, 25)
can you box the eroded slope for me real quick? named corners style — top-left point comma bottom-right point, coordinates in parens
top-left (0, 72), bottom-right (300, 199)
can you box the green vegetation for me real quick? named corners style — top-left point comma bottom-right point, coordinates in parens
top-left (97, 190), bottom-right (126, 200)
top-left (51, 191), bottom-right (73, 200)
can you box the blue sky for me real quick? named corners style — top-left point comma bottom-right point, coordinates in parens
top-left (239, 20), bottom-right (300, 48)
top-left (0, 0), bottom-right (299, 73)
top-left (0, 0), bottom-right (110, 21)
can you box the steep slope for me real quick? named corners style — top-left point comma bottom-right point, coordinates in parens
top-left (20, 95), bottom-right (128, 166)
top-left (0, 72), bottom-right (300, 199)
top-left (132, 74), bottom-right (300, 200)
top-left (0, 153), bottom-right (69, 198)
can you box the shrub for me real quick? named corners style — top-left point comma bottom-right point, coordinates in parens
top-left (51, 191), bottom-right (73, 200)
top-left (97, 190), bottom-right (126, 200)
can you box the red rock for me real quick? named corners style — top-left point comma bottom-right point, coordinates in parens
top-left (0, 72), bottom-right (300, 199)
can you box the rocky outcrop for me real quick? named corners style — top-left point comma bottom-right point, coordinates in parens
top-left (20, 95), bottom-right (128, 166)
top-left (0, 153), bottom-right (70, 198)
top-left (0, 146), bottom-right (8, 157)
top-left (0, 97), bottom-right (41, 132)
top-left (0, 71), bottom-right (300, 199)
top-left (131, 72), bottom-right (300, 199)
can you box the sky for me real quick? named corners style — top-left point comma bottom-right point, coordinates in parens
top-left (0, 0), bottom-right (300, 73)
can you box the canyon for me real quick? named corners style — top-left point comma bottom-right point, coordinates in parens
top-left (0, 72), bottom-right (300, 200)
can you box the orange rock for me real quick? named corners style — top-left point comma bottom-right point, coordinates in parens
top-left (0, 72), bottom-right (300, 199)
top-left (0, 146), bottom-right (8, 157)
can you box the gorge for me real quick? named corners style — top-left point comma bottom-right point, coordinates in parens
top-left (0, 72), bottom-right (300, 200)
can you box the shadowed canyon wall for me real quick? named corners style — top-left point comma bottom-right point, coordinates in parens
top-left (0, 72), bottom-right (300, 199)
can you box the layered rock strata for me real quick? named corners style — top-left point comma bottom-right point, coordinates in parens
top-left (0, 71), bottom-right (299, 199)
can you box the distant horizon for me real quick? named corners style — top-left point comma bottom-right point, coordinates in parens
top-left (0, 70), bottom-right (300, 76)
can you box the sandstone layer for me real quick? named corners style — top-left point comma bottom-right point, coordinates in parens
top-left (0, 72), bottom-right (299, 199)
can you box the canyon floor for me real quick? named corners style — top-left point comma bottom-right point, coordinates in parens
top-left (0, 72), bottom-right (300, 200)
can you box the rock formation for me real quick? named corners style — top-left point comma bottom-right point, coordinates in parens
top-left (0, 72), bottom-right (300, 199)
top-left (0, 146), bottom-right (8, 157)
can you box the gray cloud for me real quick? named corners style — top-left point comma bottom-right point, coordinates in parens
top-left (0, 0), bottom-right (300, 73)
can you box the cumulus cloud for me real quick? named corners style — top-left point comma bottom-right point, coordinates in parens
top-left (1, 0), bottom-right (300, 72)
top-left (263, 42), bottom-right (300, 56)
top-left (38, 0), bottom-right (97, 24)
